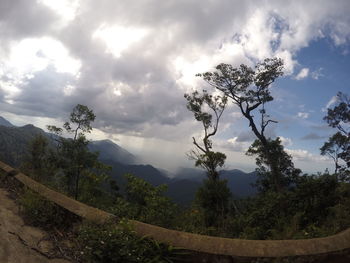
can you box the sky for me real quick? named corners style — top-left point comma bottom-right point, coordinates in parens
top-left (0, 0), bottom-right (349, 174)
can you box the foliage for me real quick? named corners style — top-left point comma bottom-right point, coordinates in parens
top-left (325, 182), bottom-right (350, 232)
top-left (321, 132), bottom-right (348, 174)
top-left (20, 134), bottom-right (58, 184)
top-left (197, 58), bottom-right (299, 192)
top-left (19, 188), bottom-right (77, 229)
top-left (197, 58), bottom-right (283, 146)
top-left (184, 90), bottom-right (227, 180)
top-left (113, 174), bottom-right (179, 228)
top-left (323, 92), bottom-right (350, 136)
top-left (77, 220), bottom-right (186, 263)
top-left (47, 104), bottom-right (110, 200)
top-left (195, 179), bottom-right (231, 227)
top-left (233, 173), bottom-right (347, 240)
top-left (322, 92), bottom-right (349, 177)
top-left (247, 137), bottom-right (301, 192)
top-left (184, 90), bottom-right (232, 227)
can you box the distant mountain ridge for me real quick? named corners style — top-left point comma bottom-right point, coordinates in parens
top-left (169, 168), bottom-right (257, 204)
top-left (0, 119), bottom-right (48, 166)
top-left (88, 139), bottom-right (138, 165)
top-left (0, 116), bottom-right (15, 127)
top-left (0, 116), bottom-right (257, 205)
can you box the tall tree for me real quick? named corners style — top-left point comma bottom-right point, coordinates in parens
top-left (324, 92), bottom-right (350, 137)
top-left (184, 90), bottom-right (227, 180)
top-left (184, 90), bottom-right (232, 226)
top-left (47, 104), bottom-right (107, 199)
top-left (197, 58), bottom-right (298, 191)
top-left (322, 92), bottom-right (350, 178)
top-left (320, 132), bottom-right (348, 174)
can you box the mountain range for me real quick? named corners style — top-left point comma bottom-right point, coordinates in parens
top-left (0, 116), bottom-right (257, 205)
top-left (0, 116), bottom-right (14, 127)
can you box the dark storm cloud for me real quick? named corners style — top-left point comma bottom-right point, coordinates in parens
top-left (0, 0), bottom-right (57, 49)
top-left (1, 66), bottom-right (77, 118)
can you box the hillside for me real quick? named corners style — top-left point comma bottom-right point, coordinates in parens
top-left (0, 116), bottom-right (14, 127)
top-left (0, 123), bottom-right (48, 166)
top-left (88, 139), bottom-right (138, 165)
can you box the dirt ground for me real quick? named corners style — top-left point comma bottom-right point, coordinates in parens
top-left (0, 188), bottom-right (70, 263)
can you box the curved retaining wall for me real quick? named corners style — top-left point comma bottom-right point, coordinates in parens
top-left (0, 160), bottom-right (349, 259)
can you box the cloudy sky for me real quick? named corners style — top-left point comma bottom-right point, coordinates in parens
top-left (0, 0), bottom-right (349, 174)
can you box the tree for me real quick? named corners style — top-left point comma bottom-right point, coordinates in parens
top-left (197, 58), bottom-right (299, 192)
top-left (21, 134), bottom-right (52, 182)
top-left (47, 104), bottom-right (107, 200)
top-left (184, 90), bottom-right (232, 226)
top-left (247, 137), bottom-right (301, 192)
top-left (322, 92), bottom-right (350, 179)
top-left (63, 104), bottom-right (96, 140)
top-left (195, 178), bottom-right (231, 227)
top-left (184, 90), bottom-right (227, 180)
top-left (320, 132), bottom-right (348, 174)
top-left (123, 174), bottom-right (178, 227)
top-left (324, 92), bottom-right (350, 137)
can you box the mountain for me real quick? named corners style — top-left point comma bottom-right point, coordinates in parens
top-left (88, 140), bottom-right (258, 202)
top-left (0, 118), bottom-right (257, 205)
top-left (89, 139), bottom-right (138, 165)
top-left (220, 169), bottom-right (258, 197)
top-left (0, 124), bottom-right (48, 166)
top-left (102, 158), bottom-right (171, 187)
top-left (173, 167), bottom-right (204, 182)
top-left (173, 167), bottom-right (257, 196)
top-left (0, 116), bottom-right (14, 127)
top-left (166, 179), bottom-right (202, 206)
top-left (88, 139), bottom-right (170, 188)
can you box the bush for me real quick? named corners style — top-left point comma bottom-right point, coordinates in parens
top-left (19, 188), bottom-right (77, 229)
top-left (123, 174), bottom-right (179, 228)
top-left (77, 220), bottom-right (187, 263)
top-left (195, 179), bottom-right (231, 227)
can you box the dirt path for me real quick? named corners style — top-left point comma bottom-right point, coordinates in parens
top-left (0, 188), bottom-right (70, 263)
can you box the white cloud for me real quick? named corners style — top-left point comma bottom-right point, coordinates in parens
top-left (322, 95), bottom-right (339, 112)
top-left (297, 112), bottom-right (309, 119)
top-left (286, 148), bottom-right (328, 162)
top-left (3, 37), bottom-right (80, 76)
top-left (218, 137), bottom-right (252, 153)
top-left (326, 95), bottom-right (339, 109)
top-left (284, 148), bottom-right (333, 173)
top-left (311, 68), bottom-right (324, 79)
top-left (280, 136), bottom-right (293, 147)
top-left (295, 67), bottom-right (309, 80)
top-left (92, 24), bottom-right (149, 58)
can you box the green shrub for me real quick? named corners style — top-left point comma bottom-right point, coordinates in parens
top-left (123, 174), bottom-right (179, 228)
top-left (77, 220), bottom-right (187, 263)
top-left (19, 188), bottom-right (76, 229)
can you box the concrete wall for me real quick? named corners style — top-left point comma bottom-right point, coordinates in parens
top-left (0, 160), bottom-right (349, 260)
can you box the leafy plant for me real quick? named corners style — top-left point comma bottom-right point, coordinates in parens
top-left (19, 188), bottom-right (77, 229)
top-left (122, 174), bottom-right (178, 228)
top-left (77, 220), bottom-right (187, 263)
